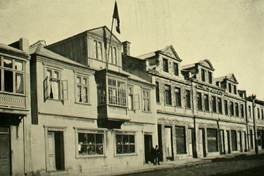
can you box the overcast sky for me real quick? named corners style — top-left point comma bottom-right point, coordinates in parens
top-left (0, 0), bottom-right (263, 98)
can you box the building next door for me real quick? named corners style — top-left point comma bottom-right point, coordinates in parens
top-left (0, 127), bottom-right (11, 176)
top-left (47, 131), bottom-right (65, 171)
top-left (144, 134), bottom-right (153, 164)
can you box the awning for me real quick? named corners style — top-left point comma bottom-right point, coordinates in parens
top-left (0, 113), bottom-right (25, 126)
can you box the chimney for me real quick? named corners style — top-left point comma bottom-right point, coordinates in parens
top-left (9, 38), bottom-right (29, 53)
top-left (122, 41), bottom-right (131, 56)
top-left (19, 38), bottom-right (29, 53)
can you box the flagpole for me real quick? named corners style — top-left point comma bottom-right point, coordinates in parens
top-left (106, 15), bottom-right (114, 72)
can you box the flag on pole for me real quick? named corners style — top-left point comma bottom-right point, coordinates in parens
top-left (113, 1), bottom-right (120, 33)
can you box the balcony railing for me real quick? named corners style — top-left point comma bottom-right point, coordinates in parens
top-left (0, 92), bottom-right (26, 109)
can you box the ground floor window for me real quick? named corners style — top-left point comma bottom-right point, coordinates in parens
top-left (231, 130), bottom-right (237, 151)
top-left (250, 129), bottom-right (254, 150)
top-left (207, 128), bottom-right (218, 152)
top-left (78, 132), bottom-right (104, 155)
top-left (175, 126), bottom-right (186, 154)
top-left (116, 134), bottom-right (135, 154)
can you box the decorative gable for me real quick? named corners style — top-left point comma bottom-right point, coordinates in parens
top-left (199, 59), bottom-right (214, 71)
top-left (160, 45), bottom-right (182, 62)
top-left (226, 73), bottom-right (238, 84)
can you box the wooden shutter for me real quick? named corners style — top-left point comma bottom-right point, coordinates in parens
top-left (43, 76), bottom-right (49, 101)
top-left (61, 80), bottom-right (68, 101)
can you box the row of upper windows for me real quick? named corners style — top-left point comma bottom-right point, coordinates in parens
top-left (196, 92), bottom-right (245, 118)
top-left (0, 56), bottom-right (25, 94)
top-left (162, 58), bottom-right (179, 76)
top-left (44, 69), bottom-right (152, 112)
top-left (156, 82), bottom-right (191, 109)
top-left (93, 40), bottom-right (118, 65)
top-left (248, 106), bottom-right (264, 120)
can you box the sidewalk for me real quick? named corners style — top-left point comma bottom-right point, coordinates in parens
top-left (110, 158), bottom-right (211, 176)
top-left (111, 153), bottom-right (264, 176)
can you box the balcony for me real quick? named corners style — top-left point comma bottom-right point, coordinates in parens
top-left (96, 69), bottom-right (130, 129)
top-left (0, 92), bottom-right (26, 109)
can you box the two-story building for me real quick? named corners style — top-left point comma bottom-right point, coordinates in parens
top-left (29, 26), bottom-right (157, 176)
top-left (0, 38), bottom-right (31, 176)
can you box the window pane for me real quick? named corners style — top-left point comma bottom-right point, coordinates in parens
top-left (3, 58), bottom-right (12, 68)
top-left (4, 70), bottom-right (13, 92)
top-left (15, 73), bottom-right (24, 93)
top-left (15, 61), bottom-right (23, 71)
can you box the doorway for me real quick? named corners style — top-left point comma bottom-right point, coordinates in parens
top-left (157, 125), bottom-right (163, 161)
top-left (220, 130), bottom-right (225, 154)
top-left (227, 131), bottom-right (231, 153)
top-left (47, 131), bottom-right (65, 171)
top-left (0, 127), bottom-right (11, 176)
top-left (144, 134), bottom-right (153, 164)
top-left (199, 128), bottom-right (206, 157)
top-left (164, 126), bottom-right (173, 160)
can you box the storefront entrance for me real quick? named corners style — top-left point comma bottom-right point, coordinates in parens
top-left (0, 127), bottom-right (11, 176)
top-left (144, 134), bottom-right (153, 164)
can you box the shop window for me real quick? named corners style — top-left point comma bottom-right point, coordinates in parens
top-left (78, 132), bottom-right (104, 155)
top-left (116, 134), bottom-right (135, 154)
top-left (207, 128), bottom-right (218, 152)
top-left (231, 130), bottom-right (237, 151)
top-left (175, 126), bottom-right (186, 154)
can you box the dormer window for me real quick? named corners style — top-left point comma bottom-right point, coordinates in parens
top-left (233, 85), bottom-right (237, 94)
top-left (228, 83), bottom-right (232, 93)
top-left (201, 69), bottom-right (205, 82)
top-left (216, 82), bottom-right (219, 87)
top-left (163, 58), bottom-right (169, 72)
top-left (173, 62), bottom-right (179, 76)
top-left (208, 72), bottom-right (212, 84)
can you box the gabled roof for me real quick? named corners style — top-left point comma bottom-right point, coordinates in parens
top-left (48, 26), bottom-right (121, 48)
top-left (215, 73), bottom-right (238, 84)
top-left (137, 45), bottom-right (182, 61)
top-left (30, 42), bottom-right (87, 68)
top-left (182, 59), bottom-right (214, 71)
top-left (87, 26), bottom-right (121, 44)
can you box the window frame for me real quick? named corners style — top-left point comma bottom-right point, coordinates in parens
top-left (75, 128), bottom-right (106, 158)
top-left (175, 126), bottom-right (187, 154)
top-left (115, 132), bottom-right (136, 156)
top-left (173, 62), bottom-right (179, 76)
top-left (174, 86), bottom-right (182, 107)
top-left (204, 94), bottom-right (209, 112)
top-left (185, 89), bottom-right (191, 109)
top-left (197, 92), bottom-right (203, 111)
top-left (163, 58), bottom-right (169, 72)
top-left (45, 67), bottom-right (62, 101)
top-left (108, 77), bottom-right (127, 107)
top-left (0, 56), bottom-right (25, 95)
top-left (207, 128), bottom-right (218, 153)
top-left (164, 84), bottom-right (172, 105)
top-left (142, 88), bottom-right (151, 112)
top-left (75, 74), bottom-right (90, 104)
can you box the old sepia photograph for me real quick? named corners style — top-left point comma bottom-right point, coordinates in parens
top-left (0, 0), bottom-right (263, 176)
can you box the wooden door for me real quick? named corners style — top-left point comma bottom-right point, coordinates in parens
top-left (47, 131), bottom-right (56, 171)
top-left (0, 127), bottom-right (10, 176)
top-left (144, 135), bottom-right (153, 163)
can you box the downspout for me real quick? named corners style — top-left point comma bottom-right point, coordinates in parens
top-left (252, 96), bottom-right (258, 155)
top-left (190, 78), bottom-right (198, 158)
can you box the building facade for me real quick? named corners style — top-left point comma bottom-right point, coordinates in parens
top-left (29, 27), bottom-right (157, 176)
top-left (0, 38), bottom-right (31, 176)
